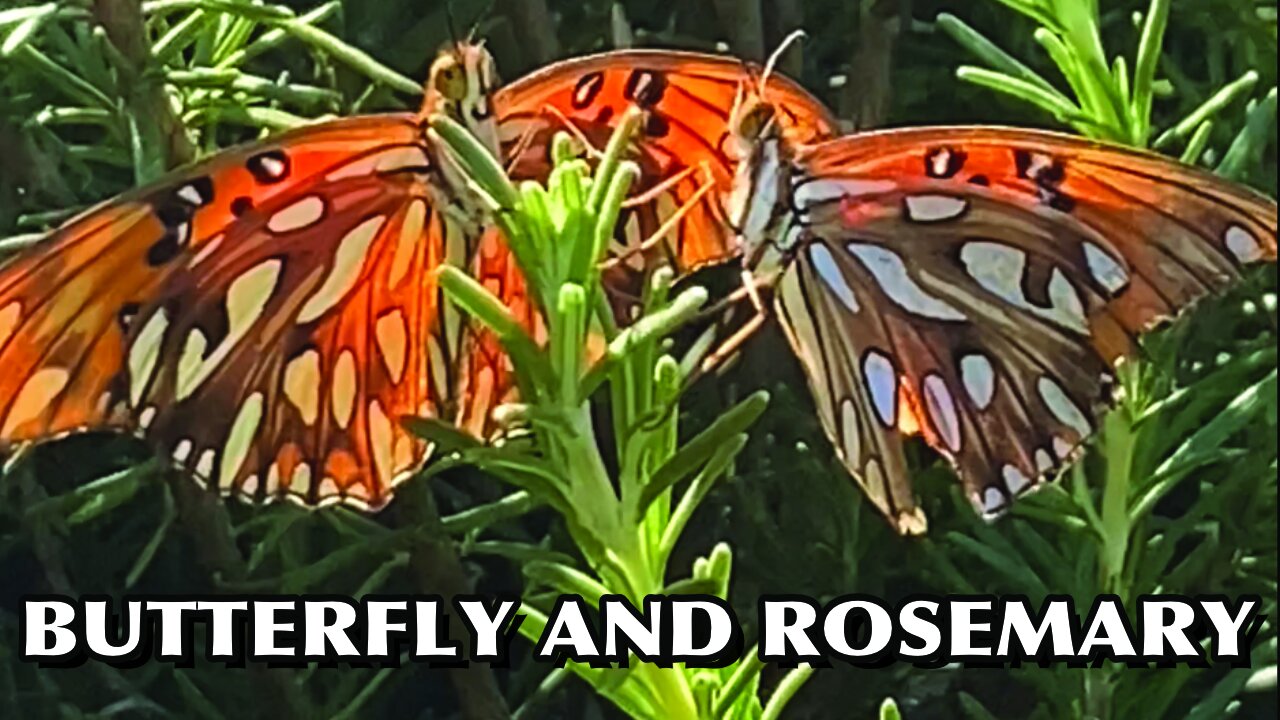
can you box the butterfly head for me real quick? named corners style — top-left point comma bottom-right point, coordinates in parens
top-left (425, 41), bottom-right (502, 156)
top-left (725, 90), bottom-right (795, 268)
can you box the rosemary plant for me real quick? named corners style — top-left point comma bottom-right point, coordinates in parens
top-left (423, 109), bottom-right (816, 719)
top-left (916, 2), bottom-right (1279, 718)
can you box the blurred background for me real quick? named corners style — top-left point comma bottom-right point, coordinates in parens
top-left (0, 1), bottom-right (1275, 719)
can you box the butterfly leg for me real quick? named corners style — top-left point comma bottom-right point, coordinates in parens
top-left (503, 120), bottom-right (542, 174)
top-left (602, 169), bottom-right (717, 270)
top-left (688, 269), bottom-right (775, 385)
top-left (620, 163), bottom-right (706, 208)
top-left (539, 105), bottom-right (605, 161)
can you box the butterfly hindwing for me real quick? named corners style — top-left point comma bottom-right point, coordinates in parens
top-left (782, 127), bottom-right (1277, 529)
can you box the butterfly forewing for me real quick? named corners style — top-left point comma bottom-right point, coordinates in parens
top-left (496, 50), bottom-right (839, 277)
top-left (777, 127), bottom-right (1277, 529)
top-left (0, 114), bottom-right (464, 508)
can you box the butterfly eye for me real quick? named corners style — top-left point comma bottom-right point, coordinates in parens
top-left (735, 102), bottom-right (777, 142)
top-left (431, 57), bottom-right (469, 101)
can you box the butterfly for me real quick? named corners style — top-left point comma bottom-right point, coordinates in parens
top-left (722, 93), bottom-right (1279, 534)
top-left (0, 43), bottom-right (507, 509)
top-left (0, 45), bottom-right (836, 512)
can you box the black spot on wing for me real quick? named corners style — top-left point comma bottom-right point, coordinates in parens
top-left (924, 146), bottom-right (967, 178)
top-left (247, 149), bottom-right (290, 184)
top-left (1041, 188), bottom-right (1076, 213)
top-left (176, 177), bottom-right (215, 207)
top-left (644, 113), bottom-right (670, 138)
top-left (147, 229), bottom-right (184, 266)
top-left (117, 302), bottom-right (140, 332)
top-left (1014, 149), bottom-right (1032, 178)
top-left (153, 197), bottom-right (194, 228)
top-left (623, 70), bottom-right (667, 107)
top-left (1020, 256), bottom-right (1055, 309)
top-left (572, 71), bottom-right (605, 110)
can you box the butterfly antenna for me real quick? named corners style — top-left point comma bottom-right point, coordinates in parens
top-left (445, 3), bottom-right (461, 48)
top-left (760, 29), bottom-right (806, 95)
top-left (469, 0), bottom-right (497, 42)
top-left (734, 55), bottom-right (763, 111)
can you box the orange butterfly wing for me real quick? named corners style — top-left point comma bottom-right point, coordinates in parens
top-left (774, 127), bottom-right (1277, 531)
top-left (441, 51), bottom-right (840, 439)
top-left (0, 115), bottom-right (456, 508)
top-left (496, 50), bottom-right (839, 273)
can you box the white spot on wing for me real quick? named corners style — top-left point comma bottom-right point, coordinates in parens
top-left (1225, 225), bottom-right (1263, 263)
top-left (326, 146), bottom-right (430, 181)
top-left (980, 486), bottom-right (1006, 516)
top-left (808, 245), bottom-right (859, 312)
top-left (1035, 449), bottom-right (1054, 474)
top-left (903, 194), bottom-right (968, 222)
top-left (1024, 152), bottom-right (1055, 180)
top-left (1082, 242), bottom-right (1129, 293)
top-left (267, 196), bottom-right (326, 233)
top-left (1047, 268), bottom-right (1087, 332)
top-left (847, 243), bottom-right (966, 320)
top-left (388, 201), bottom-right (426, 290)
top-left (963, 241), bottom-right (1093, 332)
top-left (2, 367), bottom-right (70, 436)
top-left (961, 241), bottom-right (1027, 305)
top-left (196, 449), bottom-right (216, 479)
top-left (929, 148), bottom-right (953, 177)
top-left (369, 399), bottom-right (393, 490)
top-left (839, 398), bottom-right (861, 462)
top-left (177, 259), bottom-right (281, 400)
top-left (318, 476), bottom-right (340, 498)
top-left (128, 310), bottom-right (169, 406)
top-left (283, 350), bottom-right (321, 425)
top-left (0, 301), bottom-right (21, 349)
top-left (793, 179), bottom-right (897, 209)
top-left (1037, 376), bottom-right (1092, 437)
top-left (375, 309), bottom-right (408, 383)
top-left (177, 183), bottom-right (207, 206)
top-left (347, 480), bottom-right (371, 502)
top-left (297, 215), bottom-right (386, 323)
top-left (291, 464), bottom-right (312, 495)
top-left (862, 351), bottom-right (898, 427)
top-left (220, 392), bottom-right (264, 488)
top-left (960, 354), bottom-right (996, 410)
top-left (922, 374), bottom-right (962, 453)
top-left (332, 350), bottom-right (357, 429)
top-left (257, 155), bottom-right (286, 179)
top-left (1003, 465), bottom-right (1031, 495)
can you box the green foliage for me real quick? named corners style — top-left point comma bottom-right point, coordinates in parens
top-left (0, 1), bottom-right (1276, 720)
top-left (427, 107), bottom-right (817, 719)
